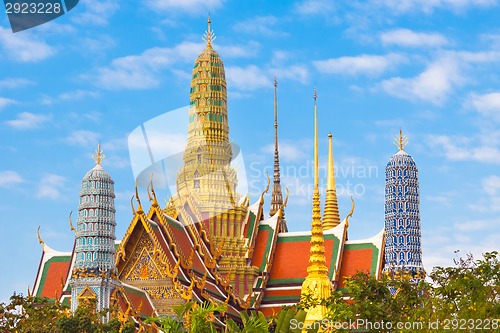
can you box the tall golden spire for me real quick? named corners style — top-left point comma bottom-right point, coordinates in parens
top-left (323, 133), bottom-right (340, 230)
top-left (301, 86), bottom-right (331, 325)
top-left (92, 144), bottom-right (105, 165)
top-left (270, 76), bottom-right (287, 232)
top-left (394, 128), bottom-right (408, 151)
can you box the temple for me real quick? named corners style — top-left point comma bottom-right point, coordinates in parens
top-left (32, 19), bottom-right (424, 325)
top-left (382, 130), bottom-right (425, 285)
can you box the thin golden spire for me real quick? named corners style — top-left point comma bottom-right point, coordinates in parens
top-left (92, 144), bottom-right (105, 165)
top-left (394, 128), bottom-right (408, 151)
top-left (313, 85), bottom-right (318, 188)
top-left (202, 15), bottom-right (216, 46)
top-left (323, 133), bottom-right (341, 230)
top-left (37, 226), bottom-right (44, 246)
top-left (301, 86), bottom-right (331, 325)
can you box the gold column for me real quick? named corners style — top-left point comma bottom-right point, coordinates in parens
top-left (300, 87), bottom-right (331, 328)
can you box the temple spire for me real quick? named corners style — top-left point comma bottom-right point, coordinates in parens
top-left (270, 76), bottom-right (288, 232)
top-left (203, 15), bottom-right (216, 46)
top-left (323, 133), bottom-right (341, 230)
top-left (301, 86), bottom-right (331, 326)
top-left (313, 86), bottom-right (318, 188)
top-left (394, 128), bottom-right (408, 151)
top-left (92, 144), bottom-right (105, 165)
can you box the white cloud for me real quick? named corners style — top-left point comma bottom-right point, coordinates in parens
top-left (482, 175), bottom-right (500, 195)
top-left (37, 174), bottom-right (65, 199)
top-left (0, 97), bottom-right (17, 110)
top-left (314, 54), bottom-right (406, 76)
top-left (6, 112), bottom-right (50, 129)
top-left (480, 33), bottom-right (500, 49)
top-left (380, 29), bottom-right (448, 47)
top-left (273, 65), bottom-right (310, 84)
top-left (0, 27), bottom-right (54, 62)
top-left (78, 35), bottom-right (116, 54)
top-left (262, 140), bottom-right (310, 162)
top-left (428, 134), bottom-right (500, 163)
top-left (0, 171), bottom-right (24, 188)
top-left (234, 16), bottom-right (289, 37)
top-left (452, 50), bottom-right (500, 63)
top-left (72, 0), bottom-right (119, 25)
top-left (379, 50), bottom-right (500, 104)
top-left (425, 195), bottom-right (452, 204)
top-left (226, 65), bottom-right (272, 91)
top-left (89, 42), bottom-right (204, 90)
top-left (374, 0), bottom-right (498, 14)
top-left (0, 78), bottom-right (34, 89)
top-left (217, 41), bottom-right (260, 58)
top-left (295, 0), bottom-right (335, 15)
top-left (90, 40), bottom-right (272, 90)
top-left (467, 92), bottom-right (500, 121)
top-left (380, 59), bottom-right (462, 105)
top-left (58, 90), bottom-right (99, 101)
top-left (144, 0), bottom-right (224, 13)
top-left (65, 130), bottom-right (100, 146)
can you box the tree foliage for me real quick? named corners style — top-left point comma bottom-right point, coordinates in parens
top-left (293, 251), bottom-right (500, 333)
top-left (2, 252), bottom-right (499, 332)
top-left (0, 295), bottom-right (135, 333)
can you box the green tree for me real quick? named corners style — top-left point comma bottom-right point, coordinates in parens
top-left (0, 294), bottom-right (135, 333)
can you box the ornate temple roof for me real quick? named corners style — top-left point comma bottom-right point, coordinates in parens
top-left (31, 18), bottom-right (401, 325)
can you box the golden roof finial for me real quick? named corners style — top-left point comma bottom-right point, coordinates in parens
top-left (92, 144), bottom-right (105, 165)
top-left (345, 197), bottom-right (355, 228)
top-left (135, 181), bottom-right (143, 213)
top-left (202, 15), bottom-right (216, 46)
top-left (394, 128), bottom-right (408, 151)
top-left (69, 211), bottom-right (76, 233)
top-left (37, 226), bottom-right (44, 246)
top-left (283, 187), bottom-right (289, 207)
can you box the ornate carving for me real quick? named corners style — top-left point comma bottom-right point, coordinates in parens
top-left (123, 235), bottom-right (166, 281)
top-left (141, 286), bottom-right (182, 300)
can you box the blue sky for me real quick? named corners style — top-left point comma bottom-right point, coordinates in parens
top-left (1, 0), bottom-right (500, 302)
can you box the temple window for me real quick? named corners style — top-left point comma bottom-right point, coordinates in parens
top-left (194, 179), bottom-right (200, 189)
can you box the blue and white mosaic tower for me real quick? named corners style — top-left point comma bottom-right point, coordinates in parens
top-left (70, 145), bottom-right (120, 313)
top-left (383, 130), bottom-right (425, 282)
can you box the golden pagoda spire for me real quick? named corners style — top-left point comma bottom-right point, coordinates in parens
top-left (301, 86), bottom-right (331, 327)
top-left (270, 76), bottom-right (287, 232)
top-left (202, 15), bottom-right (216, 46)
top-left (92, 144), bottom-right (105, 165)
top-left (394, 128), bottom-right (408, 151)
top-left (323, 133), bottom-right (340, 230)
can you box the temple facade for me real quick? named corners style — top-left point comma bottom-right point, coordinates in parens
top-left (32, 19), bottom-right (423, 324)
